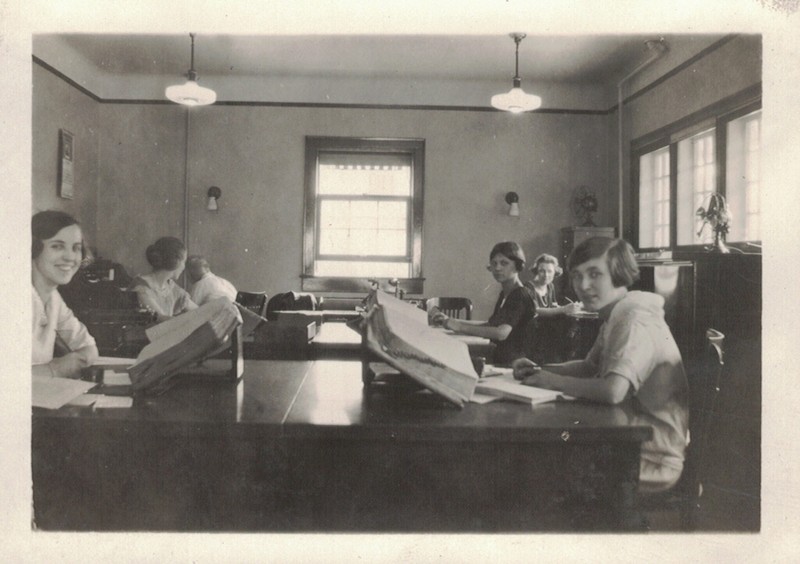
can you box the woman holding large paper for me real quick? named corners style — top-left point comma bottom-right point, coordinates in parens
top-left (431, 241), bottom-right (536, 366)
top-left (31, 211), bottom-right (98, 378)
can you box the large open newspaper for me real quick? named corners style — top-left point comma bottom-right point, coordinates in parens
top-left (363, 290), bottom-right (479, 407)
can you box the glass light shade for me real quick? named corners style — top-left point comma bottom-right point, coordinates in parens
top-left (165, 80), bottom-right (217, 106)
top-left (491, 87), bottom-right (542, 113)
top-left (508, 202), bottom-right (520, 216)
top-left (207, 196), bottom-right (219, 211)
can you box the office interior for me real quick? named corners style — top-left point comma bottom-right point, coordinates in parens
top-left (30, 33), bottom-right (762, 533)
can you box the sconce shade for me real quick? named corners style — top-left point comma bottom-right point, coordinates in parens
top-left (505, 191), bottom-right (520, 216)
top-left (207, 185), bottom-right (221, 211)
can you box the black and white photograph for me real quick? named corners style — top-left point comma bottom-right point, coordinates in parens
top-left (3, 0), bottom-right (800, 562)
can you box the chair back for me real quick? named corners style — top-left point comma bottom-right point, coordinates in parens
top-left (425, 297), bottom-right (473, 320)
top-left (685, 328), bottom-right (725, 486)
top-left (235, 291), bottom-right (268, 318)
top-left (650, 327), bottom-right (725, 530)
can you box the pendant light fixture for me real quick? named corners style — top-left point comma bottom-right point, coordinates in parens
top-left (165, 33), bottom-right (217, 106)
top-left (491, 33), bottom-right (541, 113)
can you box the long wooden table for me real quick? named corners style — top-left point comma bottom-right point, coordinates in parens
top-left (247, 319), bottom-right (496, 362)
top-left (32, 360), bottom-right (651, 531)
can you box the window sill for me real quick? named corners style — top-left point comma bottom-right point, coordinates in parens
top-left (301, 276), bottom-right (424, 295)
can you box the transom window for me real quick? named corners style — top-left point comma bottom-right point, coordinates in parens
top-left (302, 137), bottom-right (424, 293)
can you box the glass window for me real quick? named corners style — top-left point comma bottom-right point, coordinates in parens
top-left (631, 97), bottom-right (761, 251)
top-left (303, 137), bottom-right (424, 292)
top-left (677, 128), bottom-right (716, 245)
top-left (725, 109), bottom-right (761, 242)
top-left (638, 146), bottom-right (671, 249)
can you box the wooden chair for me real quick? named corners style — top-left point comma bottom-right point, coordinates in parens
top-left (425, 297), bottom-right (473, 320)
top-left (235, 291), bottom-right (268, 318)
top-left (639, 328), bottom-right (726, 531)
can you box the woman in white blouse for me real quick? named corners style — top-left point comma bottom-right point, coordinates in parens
top-left (31, 211), bottom-right (98, 378)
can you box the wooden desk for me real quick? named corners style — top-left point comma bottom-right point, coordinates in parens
top-left (248, 320), bottom-right (495, 362)
top-left (32, 360), bottom-right (650, 532)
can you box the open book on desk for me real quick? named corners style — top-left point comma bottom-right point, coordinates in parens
top-left (473, 374), bottom-right (573, 406)
top-left (364, 290), bottom-right (478, 408)
top-left (128, 297), bottom-right (242, 394)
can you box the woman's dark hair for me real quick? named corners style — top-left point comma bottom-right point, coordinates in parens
top-left (490, 241), bottom-right (526, 272)
top-left (145, 236), bottom-right (187, 271)
top-left (567, 237), bottom-right (640, 288)
top-left (31, 210), bottom-right (81, 259)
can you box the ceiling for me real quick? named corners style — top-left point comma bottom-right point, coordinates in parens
top-left (33, 33), bottom-right (724, 110)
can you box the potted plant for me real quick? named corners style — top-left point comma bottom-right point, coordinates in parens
top-left (696, 193), bottom-right (731, 253)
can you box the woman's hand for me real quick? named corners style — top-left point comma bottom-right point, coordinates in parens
top-left (512, 357), bottom-right (540, 380)
top-left (521, 370), bottom-right (560, 390)
top-left (49, 353), bottom-right (90, 379)
top-left (430, 311), bottom-right (449, 328)
top-left (562, 301), bottom-right (584, 315)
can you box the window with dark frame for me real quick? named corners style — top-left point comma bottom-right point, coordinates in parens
top-left (632, 95), bottom-right (761, 251)
top-left (302, 137), bottom-right (425, 294)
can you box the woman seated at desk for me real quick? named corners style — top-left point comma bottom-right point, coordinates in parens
top-left (524, 253), bottom-right (584, 363)
top-left (31, 211), bottom-right (98, 378)
top-left (431, 241), bottom-right (536, 367)
top-left (129, 236), bottom-right (197, 323)
top-left (525, 253), bottom-right (582, 317)
top-left (513, 237), bottom-right (688, 493)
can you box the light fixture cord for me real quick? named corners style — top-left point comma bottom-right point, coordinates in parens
top-left (514, 35), bottom-right (521, 80)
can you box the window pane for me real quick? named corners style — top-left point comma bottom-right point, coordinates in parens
top-left (315, 260), bottom-right (410, 278)
top-left (726, 110), bottom-right (761, 242)
top-left (677, 128), bottom-right (716, 245)
top-left (318, 199), bottom-right (408, 258)
top-left (639, 146), bottom-right (671, 248)
top-left (318, 152), bottom-right (412, 196)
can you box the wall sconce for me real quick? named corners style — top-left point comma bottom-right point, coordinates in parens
top-left (505, 191), bottom-right (520, 216)
top-left (207, 186), bottom-right (221, 211)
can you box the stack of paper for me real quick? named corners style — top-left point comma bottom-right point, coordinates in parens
top-left (473, 374), bottom-right (570, 405)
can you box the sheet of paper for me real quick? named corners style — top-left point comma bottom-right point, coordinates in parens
top-left (378, 295), bottom-right (477, 377)
top-left (475, 374), bottom-right (564, 404)
top-left (103, 370), bottom-right (132, 386)
top-left (469, 392), bottom-right (502, 404)
top-left (94, 396), bottom-right (134, 409)
top-left (92, 356), bottom-right (136, 366)
top-left (32, 376), bottom-right (96, 409)
top-left (66, 393), bottom-right (101, 407)
top-left (481, 365), bottom-right (512, 378)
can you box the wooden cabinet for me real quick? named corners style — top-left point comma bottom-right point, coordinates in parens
top-left (560, 226), bottom-right (616, 267)
top-left (673, 251), bottom-right (762, 530)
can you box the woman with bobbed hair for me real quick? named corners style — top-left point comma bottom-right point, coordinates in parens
top-left (431, 241), bottom-right (537, 366)
top-left (129, 236), bottom-right (197, 322)
top-left (31, 210), bottom-right (98, 378)
top-left (514, 237), bottom-right (689, 493)
top-left (525, 253), bottom-right (583, 317)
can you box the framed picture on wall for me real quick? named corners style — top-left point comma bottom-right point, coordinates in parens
top-left (58, 129), bottom-right (74, 199)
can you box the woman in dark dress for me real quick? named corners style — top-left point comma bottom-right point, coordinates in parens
top-left (431, 241), bottom-right (536, 366)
